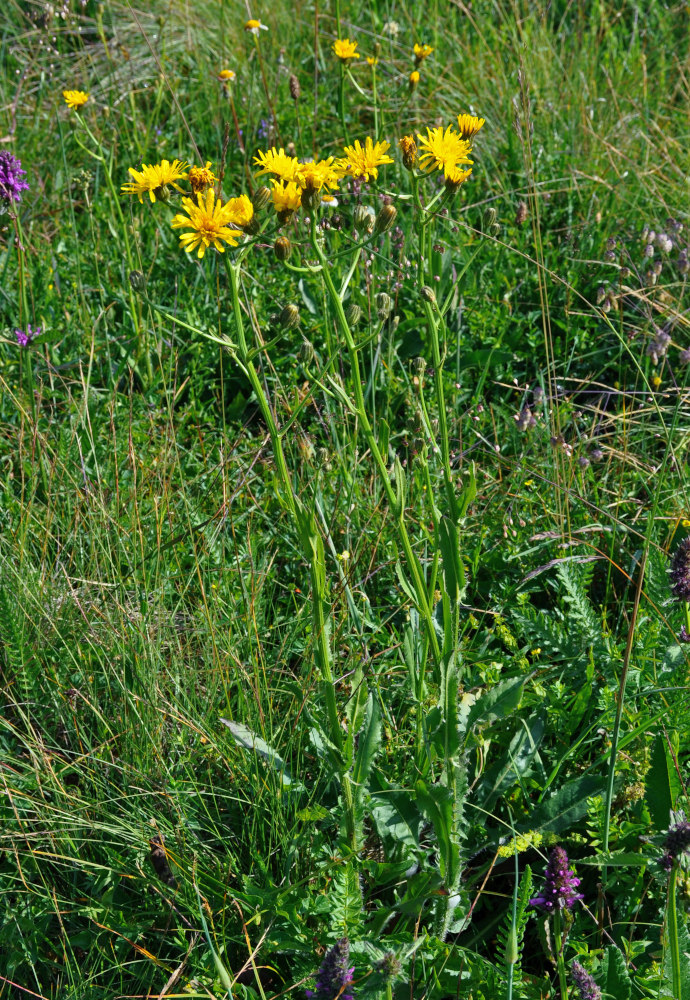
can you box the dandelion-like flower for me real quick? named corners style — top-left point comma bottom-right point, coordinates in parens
top-left (306, 938), bottom-right (355, 1000)
top-left (63, 89), bottom-right (89, 110)
top-left (457, 113), bottom-right (486, 140)
top-left (170, 189), bottom-right (243, 258)
top-left (570, 961), bottom-right (601, 1000)
top-left (188, 161), bottom-right (217, 194)
top-left (121, 159), bottom-right (188, 203)
top-left (445, 165), bottom-right (473, 190)
top-left (409, 70), bottom-right (420, 86)
top-left (271, 180), bottom-right (302, 218)
top-left (670, 537), bottom-right (690, 602)
top-left (417, 125), bottom-right (473, 179)
top-left (298, 158), bottom-right (341, 193)
top-left (245, 18), bottom-right (268, 34)
top-left (222, 194), bottom-right (254, 229)
top-left (15, 324), bottom-right (41, 347)
top-left (366, 56), bottom-right (379, 66)
top-left (529, 846), bottom-right (583, 913)
top-left (413, 43), bottom-right (434, 62)
top-left (332, 38), bottom-right (360, 61)
top-left (254, 147), bottom-right (302, 183)
top-left (339, 137), bottom-right (393, 182)
top-left (218, 69), bottom-right (236, 82)
top-left (0, 151), bottom-right (29, 203)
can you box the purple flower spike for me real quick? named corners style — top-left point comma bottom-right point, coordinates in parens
top-left (0, 151), bottom-right (30, 204)
top-left (15, 324), bottom-right (41, 347)
top-left (663, 812), bottom-right (690, 861)
top-left (670, 537), bottom-right (690, 603)
top-left (306, 938), bottom-right (355, 1000)
top-left (571, 960), bottom-right (601, 1000)
top-left (529, 846), bottom-right (584, 913)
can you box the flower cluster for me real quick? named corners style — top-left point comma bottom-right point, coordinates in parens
top-left (660, 811), bottom-right (690, 870)
top-left (529, 846), bottom-right (584, 913)
top-left (306, 938), bottom-right (354, 1000)
top-left (670, 537), bottom-right (690, 602)
top-left (570, 961), bottom-right (601, 1000)
top-left (0, 150), bottom-right (29, 204)
top-left (15, 324), bottom-right (41, 347)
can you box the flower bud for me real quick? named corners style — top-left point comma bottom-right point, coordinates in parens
top-left (374, 204), bottom-right (397, 236)
top-left (129, 270), bottom-right (146, 292)
top-left (243, 215), bottom-right (261, 235)
top-left (375, 291), bottom-right (393, 320)
top-left (484, 206), bottom-right (498, 229)
top-left (299, 338), bottom-right (314, 363)
top-left (354, 205), bottom-right (374, 234)
top-left (412, 356), bottom-right (427, 376)
top-left (252, 185), bottom-right (272, 212)
top-left (301, 186), bottom-right (321, 210)
top-left (274, 235), bottom-right (292, 261)
top-left (420, 285), bottom-right (436, 305)
top-left (398, 135), bottom-right (417, 171)
top-left (345, 303), bottom-right (361, 326)
top-left (279, 303), bottom-right (300, 330)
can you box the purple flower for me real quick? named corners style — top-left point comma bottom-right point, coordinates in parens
top-left (571, 960), bottom-right (601, 999)
top-left (663, 812), bottom-right (690, 861)
top-left (529, 846), bottom-right (584, 913)
top-left (670, 537), bottom-right (690, 602)
top-left (306, 938), bottom-right (354, 1000)
top-left (15, 324), bottom-right (41, 347)
top-left (0, 151), bottom-right (30, 204)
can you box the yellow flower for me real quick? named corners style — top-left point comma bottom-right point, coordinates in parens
top-left (417, 125), bottom-right (473, 179)
top-left (170, 189), bottom-right (243, 259)
top-left (188, 161), bottom-right (217, 194)
top-left (339, 137), bottom-right (393, 182)
top-left (651, 375), bottom-right (662, 388)
top-left (63, 89), bottom-right (89, 110)
top-left (332, 38), bottom-right (360, 61)
top-left (445, 165), bottom-right (473, 190)
top-left (413, 43), bottom-right (433, 62)
top-left (682, 519), bottom-right (690, 528)
top-left (218, 69), bottom-right (236, 81)
top-left (121, 159), bottom-right (188, 203)
top-left (271, 180), bottom-right (302, 214)
top-left (457, 113), bottom-right (486, 140)
top-left (223, 194), bottom-right (254, 228)
top-left (409, 70), bottom-right (420, 86)
top-left (245, 18), bottom-right (268, 34)
top-left (297, 158), bottom-right (341, 192)
top-left (253, 146), bottom-right (302, 183)
top-left (366, 56), bottom-right (379, 66)
top-left (398, 134), bottom-right (417, 170)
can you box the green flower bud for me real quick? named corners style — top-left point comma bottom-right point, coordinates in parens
top-left (129, 270), bottom-right (146, 293)
top-left (354, 205), bottom-right (374, 235)
top-left (374, 203), bottom-right (397, 236)
top-left (274, 235), bottom-right (292, 261)
top-left (376, 291), bottom-right (393, 320)
top-left (345, 303), bottom-right (362, 326)
top-left (252, 186), bottom-right (272, 212)
top-left (420, 285), bottom-right (436, 305)
top-left (279, 304), bottom-right (300, 330)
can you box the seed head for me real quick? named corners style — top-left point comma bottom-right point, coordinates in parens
top-left (289, 73), bottom-right (301, 101)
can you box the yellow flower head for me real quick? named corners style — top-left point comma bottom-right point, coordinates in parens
top-left (223, 194), bottom-right (254, 229)
top-left (413, 43), bottom-right (434, 62)
top-left (333, 38), bottom-right (360, 61)
top-left (366, 56), bottom-right (379, 66)
top-left (445, 165), bottom-right (473, 190)
top-left (409, 70), bottom-right (420, 86)
top-left (457, 113), bottom-right (486, 140)
top-left (171, 189), bottom-right (243, 259)
top-left (245, 18), bottom-right (268, 34)
top-left (398, 134), bottom-right (417, 170)
top-left (417, 125), bottom-right (473, 179)
top-left (339, 137), bottom-right (394, 182)
top-left (218, 69), bottom-right (236, 82)
top-left (188, 161), bottom-right (217, 194)
top-left (298, 158), bottom-right (341, 193)
top-left (271, 180), bottom-right (302, 215)
top-left (121, 159), bottom-right (189, 203)
top-left (63, 89), bottom-right (89, 110)
top-left (253, 146), bottom-right (302, 183)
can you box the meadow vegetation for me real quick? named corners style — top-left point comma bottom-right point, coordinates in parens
top-left (1, 1), bottom-right (690, 997)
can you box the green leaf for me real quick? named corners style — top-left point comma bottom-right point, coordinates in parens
top-left (600, 945), bottom-right (632, 1000)
top-left (529, 775), bottom-right (607, 834)
top-left (352, 694), bottom-right (381, 789)
top-left (220, 719), bottom-right (303, 789)
top-left (415, 779), bottom-right (460, 887)
top-left (467, 676), bottom-right (526, 729)
top-left (645, 733), bottom-right (681, 830)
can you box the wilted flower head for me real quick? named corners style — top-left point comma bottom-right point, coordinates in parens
top-left (670, 537), bottom-right (690, 602)
top-left (570, 961), bottom-right (601, 1000)
top-left (529, 846), bottom-right (583, 913)
top-left (188, 161), bottom-right (217, 194)
top-left (15, 324), bottom-right (41, 347)
top-left (306, 938), bottom-right (354, 1000)
top-left (0, 151), bottom-right (29, 204)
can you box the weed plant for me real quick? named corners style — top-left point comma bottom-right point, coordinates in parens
top-left (1, 1), bottom-right (690, 998)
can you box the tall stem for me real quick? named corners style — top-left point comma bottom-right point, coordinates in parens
top-left (668, 863), bottom-right (682, 1000)
top-left (552, 909), bottom-right (569, 1000)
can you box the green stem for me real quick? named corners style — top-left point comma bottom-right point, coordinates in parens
top-left (309, 216), bottom-right (440, 665)
top-left (668, 862), bottom-right (682, 1000)
top-left (372, 66), bottom-right (379, 139)
top-left (422, 298), bottom-right (458, 521)
top-left (552, 909), bottom-right (569, 1000)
